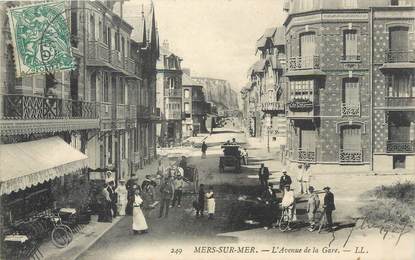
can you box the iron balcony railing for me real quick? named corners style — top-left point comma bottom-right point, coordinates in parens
top-left (385, 50), bottom-right (415, 63)
top-left (339, 149), bottom-right (363, 163)
top-left (110, 50), bottom-right (123, 69)
top-left (386, 141), bottom-right (415, 153)
top-left (124, 57), bottom-right (136, 75)
top-left (87, 41), bottom-right (110, 63)
top-left (165, 89), bottom-right (182, 98)
top-left (288, 55), bottom-right (320, 70)
top-left (385, 97), bottom-right (415, 107)
top-left (341, 103), bottom-right (360, 117)
top-left (2, 94), bottom-right (98, 120)
top-left (297, 148), bottom-right (316, 162)
top-left (165, 111), bottom-right (182, 120)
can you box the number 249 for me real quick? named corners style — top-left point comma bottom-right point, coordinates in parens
top-left (170, 248), bottom-right (183, 255)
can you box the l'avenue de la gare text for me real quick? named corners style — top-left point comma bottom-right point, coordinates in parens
top-left (193, 246), bottom-right (341, 254)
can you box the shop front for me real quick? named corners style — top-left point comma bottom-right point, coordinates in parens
top-left (0, 137), bottom-right (90, 258)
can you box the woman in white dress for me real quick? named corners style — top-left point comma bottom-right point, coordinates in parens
top-left (206, 186), bottom-right (215, 220)
top-left (115, 179), bottom-right (128, 216)
top-left (132, 189), bottom-right (148, 235)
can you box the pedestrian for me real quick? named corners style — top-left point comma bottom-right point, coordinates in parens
top-left (132, 189), bottom-right (148, 235)
top-left (171, 175), bottom-right (184, 208)
top-left (280, 184), bottom-right (295, 230)
top-left (306, 186), bottom-right (320, 231)
top-left (303, 163), bottom-right (312, 194)
top-left (98, 183), bottom-right (112, 222)
top-left (179, 156), bottom-right (187, 169)
top-left (115, 179), bottom-right (128, 216)
top-left (231, 138), bottom-right (237, 144)
top-left (206, 186), bottom-right (215, 219)
top-left (201, 141), bottom-right (208, 159)
top-left (261, 183), bottom-right (277, 230)
top-left (279, 169), bottom-right (292, 193)
top-left (159, 177), bottom-right (174, 218)
top-left (296, 164), bottom-right (304, 194)
top-left (196, 184), bottom-right (205, 217)
top-left (258, 163), bottom-right (270, 190)
top-left (323, 186), bottom-right (335, 232)
top-left (241, 148), bottom-right (248, 165)
top-left (107, 181), bottom-right (117, 217)
top-left (156, 160), bottom-right (164, 180)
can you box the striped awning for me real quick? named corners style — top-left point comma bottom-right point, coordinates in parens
top-left (0, 137), bottom-right (88, 195)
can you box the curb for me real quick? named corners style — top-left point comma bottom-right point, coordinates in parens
top-left (70, 216), bottom-right (124, 260)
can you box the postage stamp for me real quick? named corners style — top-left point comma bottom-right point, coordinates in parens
top-left (7, 1), bottom-right (75, 76)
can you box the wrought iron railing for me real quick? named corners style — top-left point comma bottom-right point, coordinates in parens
top-left (165, 111), bottom-right (182, 120)
top-left (385, 97), bottom-right (415, 107)
top-left (165, 89), bottom-right (182, 97)
top-left (297, 148), bottom-right (316, 162)
top-left (87, 41), bottom-right (110, 63)
top-left (386, 141), bottom-right (415, 153)
top-left (339, 149), bottom-right (363, 163)
top-left (385, 50), bottom-right (415, 63)
top-left (341, 55), bottom-right (361, 61)
top-left (2, 94), bottom-right (98, 120)
top-left (341, 103), bottom-right (360, 117)
top-left (110, 50), bottom-right (123, 68)
top-left (124, 58), bottom-right (136, 75)
top-left (288, 55), bottom-right (320, 70)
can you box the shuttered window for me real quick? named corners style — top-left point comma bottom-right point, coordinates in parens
top-left (341, 125), bottom-right (361, 150)
top-left (300, 32), bottom-right (316, 57)
top-left (90, 73), bottom-right (96, 102)
top-left (343, 30), bottom-right (358, 60)
top-left (343, 78), bottom-right (359, 104)
top-left (389, 26), bottom-right (408, 51)
top-left (300, 128), bottom-right (316, 150)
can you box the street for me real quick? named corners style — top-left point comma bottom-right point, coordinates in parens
top-left (77, 128), bottom-right (415, 260)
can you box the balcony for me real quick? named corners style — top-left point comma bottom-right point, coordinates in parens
top-left (385, 50), bottom-right (415, 63)
top-left (288, 56), bottom-right (320, 71)
top-left (1, 94), bottom-right (99, 135)
top-left (386, 141), bottom-right (415, 153)
top-left (385, 97), bottom-right (415, 108)
top-left (124, 58), bottom-right (136, 75)
top-left (339, 149), bottom-right (363, 164)
top-left (295, 148), bottom-right (316, 162)
top-left (137, 105), bottom-right (150, 119)
top-left (110, 50), bottom-right (123, 69)
top-left (165, 111), bottom-right (182, 120)
top-left (116, 104), bottom-right (127, 120)
top-left (128, 105), bottom-right (137, 120)
top-left (87, 41), bottom-right (110, 64)
top-left (100, 103), bottom-right (113, 121)
top-left (165, 89), bottom-right (182, 98)
top-left (341, 103), bottom-right (360, 117)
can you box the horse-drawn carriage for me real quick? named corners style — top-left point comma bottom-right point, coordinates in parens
top-left (219, 145), bottom-right (241, 173)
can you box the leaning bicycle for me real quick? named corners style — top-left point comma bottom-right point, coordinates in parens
top-left (43, 213), bottom-right (73, 248)
top-left (279, 206), bottom-right (292, 232)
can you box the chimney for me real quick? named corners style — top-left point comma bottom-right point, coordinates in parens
top-left (162, 40), bottom-right (169, 50)
top-left (182, 68), bottom-right (191, 76)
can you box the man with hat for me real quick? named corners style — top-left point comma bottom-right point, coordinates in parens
top-left (258, 163), bottom-right (270, 190)
top-left (306, 186), bottom-right (320, 231)
top-left (279, 169), bottom-right (292, 194)
top-left (323, 186), bottom-right (335, 232)
top-left (261, 183), bottom-right (277, 230)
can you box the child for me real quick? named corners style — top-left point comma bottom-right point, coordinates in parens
top-left (206, 186), bottom-right (215, 219)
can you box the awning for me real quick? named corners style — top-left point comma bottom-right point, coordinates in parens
top-left (0, 137), bottom-right (88, 195)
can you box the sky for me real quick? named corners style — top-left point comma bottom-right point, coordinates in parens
top-left (125, 0), bottom-right (286, 91)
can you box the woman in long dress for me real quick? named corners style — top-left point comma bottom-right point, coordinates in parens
top-left (206, 186), bottom-right (215, 220)
top-left (132, 189), bottom-right (148, 234)
top-left (115, 179), bottom-right (128, 216)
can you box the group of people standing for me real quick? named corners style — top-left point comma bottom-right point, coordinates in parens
top-left (257, 164), bottom-right (336, 232)
top-left (194, 184), bottom-right (216, 219)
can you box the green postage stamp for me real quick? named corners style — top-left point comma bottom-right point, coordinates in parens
top-left (8, 2), bottom-right (75, 76)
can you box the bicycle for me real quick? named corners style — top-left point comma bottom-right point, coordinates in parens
top-left (41, 212), bottom-right (74, 248)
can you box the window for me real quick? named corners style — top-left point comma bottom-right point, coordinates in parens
top-left (89, 15), bottom-right (95, 41)
top-left (121, 133), bottom-right (126, 159)
top-left (340, 125), bottom-right (361, 150)
top-left (343, 30), bottom-right (359, 60)
top-left (343, 0), bottom-right (357, 8)
top-left (118, 78), bottom-right (125, 104)
top-left (290, 80), bottom-right (314, 101)
top-left (391, 0), bottom-right (399, 5)
top-left (342, 78), bottom-right (359, 104)
top-left (184, 89), bottom-right (190, 98)
top-left (90, 73), bottom-right (97, 102)
top-left (107, 135), bottom-right (112, 164)
top-left (184, 102), bottom-right (190, 113)
top-left (70, 1), bottom-right (78, 48)
top-left (103, 73), bottom-right (109, 102)
top-left (386, 73), bottom-right (415, 97)
top-left (168, 78), bottom-right (176, 89)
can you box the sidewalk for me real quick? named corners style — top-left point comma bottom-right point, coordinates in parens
top-left (39, 215), bottom-right (123, 260)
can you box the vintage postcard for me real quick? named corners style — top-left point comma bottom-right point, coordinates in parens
top-left (0, 0), bottom-right (414, 260)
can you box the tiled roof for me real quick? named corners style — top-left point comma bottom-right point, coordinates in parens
top-left (272, 26), bottom-right (285, 46)
top-left (182, 73), bottom-right (201, 86)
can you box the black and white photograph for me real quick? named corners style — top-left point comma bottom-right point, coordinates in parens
top-left (0, 0), bottom-right (414, 259)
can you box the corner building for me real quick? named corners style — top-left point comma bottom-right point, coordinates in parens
top-left (284, 0), bottom-right (415, 172)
